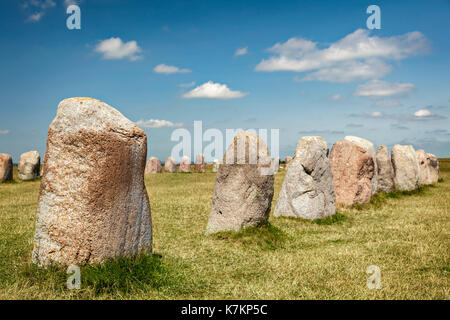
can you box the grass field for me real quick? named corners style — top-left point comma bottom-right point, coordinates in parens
top-left (0, 160), bottom-right (449, 300)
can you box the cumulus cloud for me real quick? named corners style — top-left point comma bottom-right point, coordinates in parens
top-left (154, 64), bottom-right (191, 74)
top-left (95, 37), bottom-right (142, 61)
top-left (136, 119), bottom-right (183, 128)
top-left (182, 81), bottom-right (248, 99)
top-left (0, 130), bottom-right (10, 135)
top-left (255, 29), bottom-right (429, 82)
top-left (354, 80), bottom-right (415, 98)
top-left (234, 47), bottom-right (248, 56)
top-left (350, 109), bottom-right (446, 121)
top-left (413, 109), bottom-right (431, 117)
top-left (23, 0), bottom-right (55, 22)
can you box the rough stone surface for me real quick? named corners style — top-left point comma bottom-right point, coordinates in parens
top-left (274, 136), bottom-right (335, 219)
top-left (18, 151), bottom-right (41, 180)
top-left (212, 159), bottom-right (220, 173)
top-left (0, 153), bottom-right (13, 182)
top-left (32, 97), bottom-right (152, 266)
top-left (329, 140), bottom-right (374, 206)
top-left (391, 144), bottom-right (421, 191)
top-left (194, 154), bottom-right (206, 173)
top-left (416, 150), bottom-right (440, 185)
top-left (179, 156), bottom-right (191, 172)
top-left (285, 156), bottom-right (292, 166)
top-left (344, 136), bottom-right (377, 194)
top-left (164, 157), bottom-right (176, 173)
top-left (206, 131), bottom-right (274, 234)
top-left (271, 157), bottom-right (280, 173)
top-left (375, 145), bottom-right (394, 193)
top-left (145, 157), bottom-right (162, 174)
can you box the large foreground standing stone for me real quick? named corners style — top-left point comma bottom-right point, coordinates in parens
top-left (0, 154), bottom-right (13, 182)
top-left (206, 131), bottom-right (274, 234)
top-left (416, 150), bottom-right (440, 185)
top-left (145, 157), bottom-right (162, 174)
top-left (330, 140), bottom-right (374, 206)
top-left (344, 136), bottom-right (377, 194)
top-left (391, 144), bottom-right (421, 191)
top-left (194, 154), bottom-right (206, 173)
top-left (18, 151), bottom-right (41, 180)
top-left (274, 136), bottom-right (335, 219)
top-left (164, 157), bottom-right (176, 173)
top-left (32, 97), bottom-right (152, 266)
top-left (375, 145), bottom-right (394, 193)
top-left (179, 156), bottom-right (191, 173)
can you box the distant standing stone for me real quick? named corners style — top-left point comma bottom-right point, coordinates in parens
top-left (194, 154), bottom-right (206, 173)
top-left (164, 157), bottom-right (176, 173)
top-left (285, 156), bottom-right (292, 166)
top-left (274, 136), bottom-right (335, 219)
top-left (145, 157), bottom-right (162, 174)
top-left (375, 145), bottom-right (394, 193)
top-left (427, 153), bottom-right (440, 184)
top-left (0, 153), bottom-right (13, 182)
top-left (329, 140), bottom-right (374, 206)
top-left (206, 131), bottom-right (274, 234)
top-left (179, 156), bottom-right (191, 173)
top-left (212, 159), bottom-right (220, 173)
top-left (18, 151), bottom-right (40, 181)
top-left (271, 157), bottom-right (280, 173)
top-left (416, 150), bottom-right (440, 185)
top-left (391, 144), bottom-right (421, 191)
top-left (32, 97), bottom-right (152, 266)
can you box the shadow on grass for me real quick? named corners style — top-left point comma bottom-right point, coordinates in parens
top-left (1, 179), bottom-right (19, 184)
top-left (211, 222), bottom-right (288, 251)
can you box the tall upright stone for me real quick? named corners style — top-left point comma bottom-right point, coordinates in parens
top-left (427, 153), bottom-right (440, 184)
top-left (375, 145), bottom-right (394, 193)
top-left (145, 157), bottom-right (162, 174)
top-left (329, 140), bottom-right (374, 206)
top-left (32, 97), bottom-right (152, 266)
top-left (164, 157), bottom-right (176, 173)
top-left (344, 136), bottom-right (377, 194)
top-left (194, 154), bottom-right (206, 173)
top-left (179, 156), bottom-right (191, 173)
top-left (212, 159), bottom-right (220, 173)
top-left (391, 144), bottom-right (421, 191)
top-left (206, 131), bottom-right (274, 234)
top-left (271, 157), bottom-right (280, 173)
top-left (18, 151), bottom-right (41, 181)
top-left (0, 154), bottom-right (13, 182)
top-left (416, 150), bottom-right (440, 185)
top-left (274, 136), bottom-right (335, 219)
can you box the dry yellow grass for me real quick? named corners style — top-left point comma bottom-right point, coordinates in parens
top-left (0, 161), bottom-right (449, 299)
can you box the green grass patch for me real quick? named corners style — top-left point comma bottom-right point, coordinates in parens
top-left (312, 212), bottom-right (347, 225)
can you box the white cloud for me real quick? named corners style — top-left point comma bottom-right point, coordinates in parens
top-left (234, 47), bottom-right (248, 56)
top-left (179, 81), bottom-right (196, 88)
top-left (95, 37), bottom-right (142, 61)
top-left (27, 12), bottom-right (45, 22)
top-left (154, 64), bottom-right (191, 74)
top-left (255, 29), bottom-right (429, 82)
top-left (182, 81), bottom-right (248, 99)
top-left (136, 119), bottom-right (183, 128)
top-left (331, 94), bottom-right (341, 101)
top-left (354, 80), bottom-right (415, 98)
top-left (373, 100), bottom-right (402, 107)
top-left (24, 0), bottom-right (55, 22)
top-left (414, 109), bottom-right (431, 117)
top-left (0, 130), bottom-right (10, 135)
top-left (371, 111), bottom-right (383, 118)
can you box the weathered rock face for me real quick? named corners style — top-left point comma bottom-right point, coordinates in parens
top-left (391, 144), bottom-right (421, 191)
top-left (375, 145), bottom-right (394, 193)
top-left (206, 131), bottom-right (274, 234)
top-left (18, 151), bottom-right (41, 180)
top-left (145, 157), bottom-right (162, 174)
top-left (179, 156), bottom-right (191, 173)
top-left (194, 154), bottom-right (206, 173)
top-left (274, 136), bottom-right (335, 219)
top-left (329, 140), bottom-right (374, 206)
top-left (285, 156), bottom-right (292, 166)
top-left (32, 97), bottom-right (152, 266)
top-left (212, 159), bottom-right (220, 173)
top-left (416, 150), bottom-right (440, 185)
top-left (0, 154), bottom-right (13, 182)
top-left (344, 136), bottom-right (377, 194)
top-left (164, 157), bottom-right (176, 173)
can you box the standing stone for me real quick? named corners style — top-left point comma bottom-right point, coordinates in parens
top-left (179, 156), bottom-right (191, 173)
top-left (285, 156), bottom-right (292, 166)
top-left (416, 150), bottom-right (440, 185)
top-left (271, 157), bottom-right (280, 173)
top-left (206, 131), bottom-right (274, 234)
top-left (164, 157), bottom-right (176, 173)
top-left (194, 154), bottom-right (206, 173)
top-left (212, 159), bottom-right (220, 173)
top-left (274, 136), bottom-right (335, 219)
top-left (18, 151), bottom-right (41, 180)
top-left (145, 157), bottom-right (162, 174)
top-left (391, 145), bottom-right (421, 191)
top-left (0, 154), bottom-right (13, 182)
top-left (329, 140), bottom-right (374, 206)
top-left (32, 97), bottom-right (152, 266)
top-left (344, 136), bottom-right (377, 194)
top-left (375, 145), bottom-right (394, 193)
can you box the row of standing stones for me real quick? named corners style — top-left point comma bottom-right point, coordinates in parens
top-left (0, 151), bottom-right (41, 182)
top-left (0, 98), bottom-right (439, 266)
top-left (144, 154), bottom-right (219, 174)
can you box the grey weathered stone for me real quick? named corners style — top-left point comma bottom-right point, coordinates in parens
top-left (206, 131), bottom-right (274, 234)
top-left (164, 157), bottom-right (176, 173)
top-left (391, 144), bottom-right (421, 191)
top-left (274, 136), bottom-right (335, 219)
top-left (32, 97), bottom-right (152, 266)
top-left (427, 153), bottom-right (440, 184)
top-left (416, 150), bottom-right (440, 185)
top-left (179, 156), bottom-right (191, 172)
top-left (18, 151), bottom-right (40, 181)
top-left (344, 136), bottom-right (377, 194)
top-left (194, 154), bottom-right (206, 173)
top-left (145, 157), bottom-right (162, 174)
top-left (271, 157), bottom-right (280, 173)
top-left (375, 145), bottom-right (394, 193)
top-left (0, 153), bottom-right (13, 182)
top-left (212, 159), bottom-right (220, 173)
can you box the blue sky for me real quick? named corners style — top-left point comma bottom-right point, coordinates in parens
top-left (1, 0), bottom-right (449, 162)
